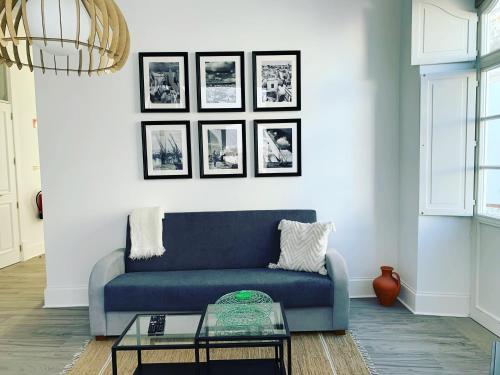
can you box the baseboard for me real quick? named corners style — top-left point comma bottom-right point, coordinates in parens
top-left (398, 280), bottom-right (469, 317)
top-left (44, 286), bottom-right (88, 308)
top-left (22, 241), bottom-right (44, 261)
top-left (349, 278), bottom-right (375, 298)
top-left (416, 292), bottom-right (470, 317)
top-left (398, 280), bottom-right (417, 313)
top-left (471, 305), bottom-right (500, 337)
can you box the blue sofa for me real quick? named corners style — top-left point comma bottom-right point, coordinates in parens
top-left (492, 342), bottom-right (499, 375)
top-left (89, 210), bottom-right (350, 337)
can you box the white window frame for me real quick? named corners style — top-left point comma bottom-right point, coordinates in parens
top-left (479, 0), bottom-right (500, 56)
top-left (476, 0), bottom-right (500, 222)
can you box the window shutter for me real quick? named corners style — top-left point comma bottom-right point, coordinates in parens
top-left (411, 0), bottom-right (478, 65)
top-left (419, 70), bottom-right (477, 216)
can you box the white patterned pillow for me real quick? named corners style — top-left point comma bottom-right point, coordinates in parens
top-left (269, 220), bottom-right (335, 275)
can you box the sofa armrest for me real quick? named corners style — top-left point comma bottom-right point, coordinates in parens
top-left (89, 248), bottom-right (126, 336)
top-left (492, 342), bottom-right (499, 375)
top-left (325, 248), bottom-right (350, 331)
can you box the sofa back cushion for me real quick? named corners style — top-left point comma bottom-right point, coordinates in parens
top-left (125, 210), bottom-right (317, 272)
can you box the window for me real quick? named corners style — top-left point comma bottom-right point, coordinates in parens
top-left (482, 0), bottom-right (500, 55)
top-left (478, 67), bottom-right (500, 219)
top-left (478, 1), bottom-right (500, 220)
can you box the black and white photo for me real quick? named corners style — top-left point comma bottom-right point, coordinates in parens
top-left (139, 53), bottom-right (190, 112)
top-left (199, 120), bottom-right (246, 178)
top-left (142, 121), bottom-right (192, 179)
top-left (253, 51), bottom-right (301, 111)
top-left (149, 62), bottom-right (180, 104)
top-left (196, 52), bottom-right (245, 112)
top-left (254, 119), bottom-right (301, 177)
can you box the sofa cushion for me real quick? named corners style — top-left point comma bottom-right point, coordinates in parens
top-left (270, 220), bottom-right (335, 275)
top-left (104, 268), bottom-right (332, 312)
top-left (125, 210), bottom-right (317, 272)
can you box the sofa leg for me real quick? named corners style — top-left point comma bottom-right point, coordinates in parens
top-left (333, 330), bottom-right (346, 336)
top-left (95, 335), bottom-right (107, 341)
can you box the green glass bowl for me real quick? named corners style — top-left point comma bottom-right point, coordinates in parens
top-left (215, 290), bottom-right (273, 305)
top-left (214, 290), bottom-right (274, 328)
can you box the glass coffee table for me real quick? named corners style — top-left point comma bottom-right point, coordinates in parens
top-left (112, 303), bottom-right (291, 375)
top-left (196, 302), bottom-right (291, 375)
top-left (112, 312), bottom-right (202, 374)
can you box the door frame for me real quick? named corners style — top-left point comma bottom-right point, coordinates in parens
top-left (0, 66), bottom-right (23, 267)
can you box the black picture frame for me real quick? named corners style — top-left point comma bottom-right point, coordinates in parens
top-left (139, 52), bottom-right (190, 113)
top-left (252, 50), bottom-right (301, 112)
top-left (254, 119), bottom-right (301, 177)
top-left (196, 52), bottom-right (245, 112)
top-left (198, 120), bottom-right (247, 178)
top-left (141, 121), bottom-right (192, 179)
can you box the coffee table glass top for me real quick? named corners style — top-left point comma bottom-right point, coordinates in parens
top-left (115, 313), bottom-right (201, 348)
top-left (198, 303), bottom-right (289, 340)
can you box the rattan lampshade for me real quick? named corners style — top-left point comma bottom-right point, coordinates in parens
top-left (0, 0), bottom-right (130, 75)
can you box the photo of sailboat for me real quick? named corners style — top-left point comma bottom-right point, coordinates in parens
top-left (208, 129), bottom-right (239, 169)
top-left (142, 121), bottom-right (192, 179)
top-left (152, 130), bottom-right (183, 170)
top-left (199, 120), bottom-right (247, 178)
top-left (254, 119), bottom-right (301, 177)
top-left (262, 128), bottom-right (293, 168)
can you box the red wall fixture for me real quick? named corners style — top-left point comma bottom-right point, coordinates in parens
top-left (36, 191), bottom-right (43, 220)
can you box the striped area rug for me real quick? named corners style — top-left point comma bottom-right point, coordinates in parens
top-left (66, 332), bottom-right (373, 375)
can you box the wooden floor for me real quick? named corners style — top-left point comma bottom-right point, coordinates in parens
top-left (350, 299), bottom-right (498, 374)
top-left (0, 256), bottom-right (498, 374)
top-left (0, 256), bottom-right (89, 375)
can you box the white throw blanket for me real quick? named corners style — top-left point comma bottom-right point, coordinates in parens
top-left (129, 207), bottom-right (165, 260)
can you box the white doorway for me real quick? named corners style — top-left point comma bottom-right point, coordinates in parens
top-left (0, 62), bottom-right (44, 269)
top-left (0, 100), bottom-right (21, 268)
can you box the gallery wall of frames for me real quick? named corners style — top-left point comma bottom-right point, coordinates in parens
top-left (138, 51), bottom-right (302, 179)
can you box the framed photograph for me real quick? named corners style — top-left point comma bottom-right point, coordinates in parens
top-left (254, 119), bottom-right (301, 177)
top-left (196, 52), bottom-right (245, 112)
top-left (141, 121), bottom-right (192, 179)
top-left (139, 52), bottom-right (190, 112)
top-left (198, 120), bottom-right (247, 178)
top-left (252, 51), bottom-right (301, 111)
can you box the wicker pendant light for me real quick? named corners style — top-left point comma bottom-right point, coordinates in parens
top-left (0, 0), bottom-right (130, 75)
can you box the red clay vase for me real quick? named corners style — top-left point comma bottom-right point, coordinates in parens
top-left (373, 266), bottom-right (400, 306)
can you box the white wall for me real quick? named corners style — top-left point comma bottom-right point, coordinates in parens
top-left (35, 0), bottom-right (402, 306)
top-left (398, 0), bottom-right (474, 317)
top-left (442, 0), bottom-right (476, 11)
top-left (9, 43), bottom-right (45, 261)
top-left (416, 216), bottom-right (471, 316)
top-left (398, 0), bottom-right (421, 296)
top-left (469, 0), bottom-right (500, 340)
top-left (471, 220), bottom-right (500, 336)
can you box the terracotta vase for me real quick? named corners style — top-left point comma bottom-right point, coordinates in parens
top-left (373, 266), bottom-right (400, 306)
